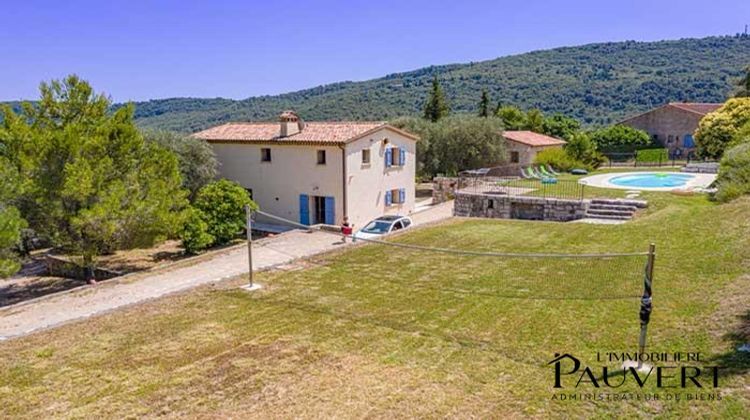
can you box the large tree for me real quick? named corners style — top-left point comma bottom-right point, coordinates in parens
top-left (525, 109), bottom-right (545, 133)
top-left (495, 105), bottom-right (527, 130)
top-left (542, 113), bottom-right (582, 140)
top-left (695, 98), bottom-right (750, 159)
top-left (0, 75), bottom-right (188, 281)
top-left (392, 116), bottom-right (505, 176)
top-left (142, 130), bottom-right (218, 199)
top-left (423, 75), bottom-right (450, 122)
top-left (0, 159), bottom-right (26, 278)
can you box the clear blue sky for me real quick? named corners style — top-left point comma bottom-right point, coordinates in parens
top-left (2, 0), bottom-right (748, 102)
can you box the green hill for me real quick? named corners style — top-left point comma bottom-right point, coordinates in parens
top-left (43, 36), bottom-right (750, 132)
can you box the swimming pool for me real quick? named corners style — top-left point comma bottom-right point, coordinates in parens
top-left (579, 171), bottom-right (717, 191)
top-left (609, 173), bottom-right (694, 188)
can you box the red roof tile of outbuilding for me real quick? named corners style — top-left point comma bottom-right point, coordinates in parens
top-left (502, 130), bottom-right (567, 147)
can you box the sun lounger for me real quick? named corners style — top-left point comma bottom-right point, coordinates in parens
top-left (545, 165), bottom-right (561, 176)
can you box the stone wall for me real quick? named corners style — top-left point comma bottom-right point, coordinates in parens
top-left (453, 192), bottom-right (589, 222)
top-left (620, 105), bottom-right (705, 157)
top-left (432, 177), bottom-right (469, 204)
top-left (45, 255), bottom-right (123, 281)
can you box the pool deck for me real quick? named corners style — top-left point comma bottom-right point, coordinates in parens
top-left (579, 172), bottom-right (717, 192)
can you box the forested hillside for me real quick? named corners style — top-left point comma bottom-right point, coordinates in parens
top-left (24, 36), bottom-right (750, 132)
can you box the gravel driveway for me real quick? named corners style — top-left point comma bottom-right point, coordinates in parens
top-left (0, 201), bottom-right (453, 340)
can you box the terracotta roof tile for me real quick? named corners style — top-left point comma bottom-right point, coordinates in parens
top-left (502, 130), bottom-right (567, 147)
top-left (668, 102), bottom-right (722, 115)
top-left (194, 121), bottom-right (389, 144)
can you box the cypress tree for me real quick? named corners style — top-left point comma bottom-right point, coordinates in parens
top-left (736, 65), bottom-right (750, 97)
top-left (423, 75), bottom-right (450, 122)
top-left (478, 90), bottom-right (490, 117)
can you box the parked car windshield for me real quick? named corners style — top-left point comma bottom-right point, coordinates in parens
top-left (361, 220), bottom-right (392, 234)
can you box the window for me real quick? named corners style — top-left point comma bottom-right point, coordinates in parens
top-left (385, 188), bottom-right (406, 206)
top-left (391, 221), bottom-right (403, 231)
top-left (384, 147), bottom-right (406, 168)
top-left (667, 135), bottom-right (673, 144)
top-left (261, 148), bottom-right (272, 162)
top-left (510, 151), bottom-right (520, 163)
top-left (362, 149), bottom-right (371, 164)
top-left (317, 150), bottom-right (326, 165)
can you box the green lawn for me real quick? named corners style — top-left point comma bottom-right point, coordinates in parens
top-left (1, 194), bottom-right (749, 418)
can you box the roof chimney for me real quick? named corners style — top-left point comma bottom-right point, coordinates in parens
top-left (279, 111), bottom-right (303, 137)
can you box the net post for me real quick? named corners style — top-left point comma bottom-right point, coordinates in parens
top-left (637, 243), bottom-right (655, 369)
top-left (246, 205), bottom-right (254, 288)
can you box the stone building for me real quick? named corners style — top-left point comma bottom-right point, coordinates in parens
top-left (619, 103), bottom-right (721, 158)
top-left (502, 131), bottom-right (567, 166)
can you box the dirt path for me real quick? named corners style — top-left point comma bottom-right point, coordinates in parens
top-left (0, 201), bottom-right (454, 340)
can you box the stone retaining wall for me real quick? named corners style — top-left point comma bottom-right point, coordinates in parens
top-left (454, 192), bottom-right (589, 222)
top-left (432, 177), bottom-right (470, 204)
top-left (45, 255), bottom-right (123, 281)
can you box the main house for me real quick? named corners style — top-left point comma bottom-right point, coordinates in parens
top-left (194, 111), bottom-right (418, 229)
top-left (619, 102), bottom-right (721, 158)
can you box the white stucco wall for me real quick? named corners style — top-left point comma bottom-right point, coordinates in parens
top-left (208, 126), bottom-right (417, 229)
top-left (210, 143), bottom-right (344, 225)
top-left (344, 128), bottom-right (417, 229)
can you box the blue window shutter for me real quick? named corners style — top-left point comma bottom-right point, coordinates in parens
top-left (324, 196), bottom-right (335, 225)
top-left (399, 148), bottom-right (406, 166)
top-left (684, 134), bottom-right (695, 148)
top-left (399, 188), bottom-right (406, 203)
top-left (299, 194), bottom-right (309, 225)
top-left (385, 190), bottom-right (392, 206)
top-left (385, 148), bottom-right (392, 167)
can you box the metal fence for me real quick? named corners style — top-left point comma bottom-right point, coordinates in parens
top-left (458, 176), bottom-right (586, 200)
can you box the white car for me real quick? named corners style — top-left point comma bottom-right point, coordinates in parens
top-left (353, 215), bottom-right (413, 240)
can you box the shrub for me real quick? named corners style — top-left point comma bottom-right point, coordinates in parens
top-left (535, 148), bottom-right (590, 172)
top-left (635, 148), bottom-right (669, 163)
top-left (715, 142), bottom-right (750, 202)
top-left (192, 180), bottom-right (257, 246)
top-left (695, 98), bottom-right (750, 159)
top-left (179, 207), bottom-right (214, 254)
top-left (590, 125), bottom-right (652, 152)
top-left (564, 132), bottom-right (605, 168)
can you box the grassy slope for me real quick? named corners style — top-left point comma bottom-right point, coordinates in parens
top-left (0, 194), bottom-right (749, 418)
top-left (123, 36), bottom-right (750, 132)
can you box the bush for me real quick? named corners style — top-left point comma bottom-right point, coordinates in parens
top-left (564, 132), bottom-right (605, 168)
top-left (534, 148), bottom-right (591, 172)
top-left (695, 98), bottom-right (750, 159)
top-left (192, 180), bottom-right (257, 246)
top-left (590, 125), bottom-right (652, 152)
top-left (635, 148), bottom-right (669, 163)
top-left (179, 207), bottom-right (214, 254)
top-left (715, 142), bottom-right (750, 202)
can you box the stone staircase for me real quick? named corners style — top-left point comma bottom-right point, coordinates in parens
top-left (585, 198), bottom-right (648, 221)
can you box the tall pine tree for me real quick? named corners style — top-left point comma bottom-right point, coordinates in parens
top-left (478, 90), bottom-right (490, 117)
top-left (423, 75), bottom-right (450, 122)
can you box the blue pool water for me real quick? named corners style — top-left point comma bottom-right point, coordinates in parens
top-left (610, 173), bottom-right (694, 188)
